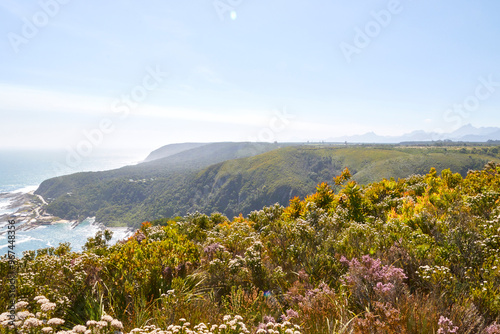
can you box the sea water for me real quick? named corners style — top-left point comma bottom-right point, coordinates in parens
top-left (0, 218), bottom-right (132, 255)
top-left (0, 149), bottom-right (147, 255)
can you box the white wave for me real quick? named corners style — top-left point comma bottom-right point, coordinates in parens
top-left (0, 201), bottom-right (15, 216)
top-left (10, 185), bottom-right (39, 194)
top-left (0, 234), bottom-right (44, 249)
top-left (0, 185), bottom-right (39, 216)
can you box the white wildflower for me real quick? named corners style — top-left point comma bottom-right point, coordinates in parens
top-left (15, 301), bottom-right (29, 310)
top-left (73, 325), bottom-right (87, 333)
top-left (41, 303), bottom-right (57, 312)
top-left (47, 318), bottom-right (65, 326)
top-left (111, 319), bottom-right (124, 330)
top-left (23, 317), bottom-right (42, 328)
top-left (36, 298), bottom-right (51, 305)
top-left (101, 315), bottom-right (113, 322)
top-left (42, 327), bottom-right (53, 333)
top-left (0, 312), bottom-right (11, 322)
top-left (17, 311), bottom-right (34, 320)
top-left (96, 320), bottom-right (108, 328)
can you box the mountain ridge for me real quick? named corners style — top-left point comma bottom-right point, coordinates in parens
top-left (326, 124), bottom-right (500, 143)
top-left (144, 142), bottom-right (209, 162)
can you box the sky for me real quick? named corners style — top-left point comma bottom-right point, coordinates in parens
top-left (1, 0), bottom-right (500, 152)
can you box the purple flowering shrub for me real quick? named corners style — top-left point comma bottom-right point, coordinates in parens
top-left (341, 255), bottom-right (407, 309)
top-left (437, 316), bottom-right (458, 334)
top-left (485, 323), bottom-right (500, 334)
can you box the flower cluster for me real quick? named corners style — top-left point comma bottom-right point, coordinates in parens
top-left (0, 296), bottom-right (123, 334)
top-left (341, 255), bottom-right (407, 306)
top-left (0, 296), bottom-right (64, 333)
top-left (127, 315), bottom-right (254, 334)
top-left (485, 323), bottom-right (500, 334)
top-left (437, 316), bottom-right (458, 334)
top-left (85, 314), bottom-right (124, 333)
top-left (255, 319), bottom-right (301, 334)
top-left (417, 265), bottom-right (455, 289)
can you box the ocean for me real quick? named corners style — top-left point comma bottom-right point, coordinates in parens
top-left (0, 149), bottom-right (147, 256)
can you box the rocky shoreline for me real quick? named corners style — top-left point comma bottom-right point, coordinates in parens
top-left (1, 191), bottom-right (87, 235)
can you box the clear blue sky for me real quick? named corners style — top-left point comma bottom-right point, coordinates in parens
top-left (1, 0), bottom-right (500, 150)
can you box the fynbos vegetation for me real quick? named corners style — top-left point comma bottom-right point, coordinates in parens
top-left (3, 162), bottom-right (500, 333)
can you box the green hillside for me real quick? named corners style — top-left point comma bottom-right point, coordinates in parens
top-left (35, 142), bottom-right (288, 225)
top-left (35, 144), bottom-right (500, 227)
top-left (36, 142), bottom-right (284, 201)
top-left (184, 145), bottom-right (498, 217)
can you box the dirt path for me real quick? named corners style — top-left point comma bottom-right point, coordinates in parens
top-left (36, 194), bottom-right (48, 206)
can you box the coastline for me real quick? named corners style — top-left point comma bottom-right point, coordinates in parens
top-left (0, 190), bottom-right (80, 235)
top-left (0, 190), bottom-right (136, 237)
top-left (0, 189), bottom-right (136, 254)
top-left (0, 151), bottom-right (144, 254)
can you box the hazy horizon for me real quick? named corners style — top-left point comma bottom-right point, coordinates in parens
top-left (2, 1), bottom-right (500, 150)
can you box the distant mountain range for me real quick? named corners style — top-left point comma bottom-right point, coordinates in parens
top-left (326, 124), bottom-right (500, 143)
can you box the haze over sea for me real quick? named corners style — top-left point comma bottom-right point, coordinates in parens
top-left (0, 149), bottom-right (146, 255)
